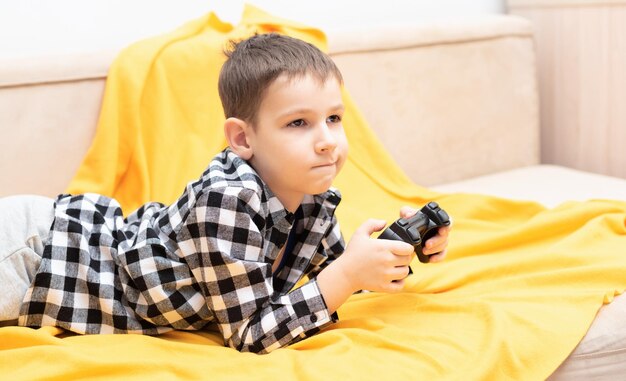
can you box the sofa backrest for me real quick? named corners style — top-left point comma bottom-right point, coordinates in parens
top-left (330, 15), bottom-right (539, 186)
top-left (0, 15), bottom-right (538, 197)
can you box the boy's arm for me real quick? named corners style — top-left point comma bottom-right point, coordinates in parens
top-left (182, 188), bottom-right (337, 354)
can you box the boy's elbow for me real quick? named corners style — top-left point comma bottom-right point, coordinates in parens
top-left (228, 337), bottom-right (280, 354)
top-left (226, 323), bottom-right (299, 354)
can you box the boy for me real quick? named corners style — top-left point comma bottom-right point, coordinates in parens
top-left (0, 33), bottom-right (450, 353)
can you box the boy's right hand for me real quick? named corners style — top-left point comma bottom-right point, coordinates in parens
top-left (337, 219), bottom-right (415, 293)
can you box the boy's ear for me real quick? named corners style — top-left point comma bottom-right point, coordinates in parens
top-left (224, 117), bottom-right (253, 160)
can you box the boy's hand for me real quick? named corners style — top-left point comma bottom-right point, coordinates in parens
top-left (337, 219), bottom-right (415, 293)
top-left (400, 206), bottom-right (452, 263)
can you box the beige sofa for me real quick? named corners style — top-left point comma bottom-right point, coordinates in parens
top-left (2, 14), bottom-right (625, 205)
top-left (1, 14), bottom-right (626, 379)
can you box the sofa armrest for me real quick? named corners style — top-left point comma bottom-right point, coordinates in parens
top-left (0, 52), bottom-right (113, 198)
top-left (328, 15), bottom-right (540, 186)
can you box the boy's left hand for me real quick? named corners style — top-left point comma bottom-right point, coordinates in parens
top-left (400, 206), bottom-right (452, 263)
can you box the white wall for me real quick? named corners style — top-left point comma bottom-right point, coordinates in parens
top-left (0, 0), bottom-right (505, 59)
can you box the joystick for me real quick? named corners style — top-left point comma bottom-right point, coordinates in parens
top-left (378, 202), bottom-right (451, 273)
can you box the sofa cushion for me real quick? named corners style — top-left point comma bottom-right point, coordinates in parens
top-left (431, 164), bottom-right (626, 207)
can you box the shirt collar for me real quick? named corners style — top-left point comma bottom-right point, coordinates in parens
top-left (223, 148), bottom-right (341, 231)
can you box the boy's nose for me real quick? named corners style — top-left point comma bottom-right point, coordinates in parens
top-left (315, 125), bottom-right (338, 153)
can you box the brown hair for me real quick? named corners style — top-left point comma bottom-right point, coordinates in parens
top-left (218, 33), bottom-right (343, 124)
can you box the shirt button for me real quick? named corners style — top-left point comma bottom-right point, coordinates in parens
top-left (310, 315), bottom-right (318, 323)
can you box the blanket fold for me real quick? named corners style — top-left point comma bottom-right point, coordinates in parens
top-left (2, 5), bottom-right (625, 380)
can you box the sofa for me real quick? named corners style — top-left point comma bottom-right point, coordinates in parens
top-left (1, 11), bottom-right (626, 379)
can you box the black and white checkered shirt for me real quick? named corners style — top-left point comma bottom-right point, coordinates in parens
top-left (19, 148), bottom-right (344, 353)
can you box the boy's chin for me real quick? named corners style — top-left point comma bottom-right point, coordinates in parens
top-left (307, 182), bottom-right (334, 195)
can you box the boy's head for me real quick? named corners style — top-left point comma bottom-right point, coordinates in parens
top-left (219, 33), bottom-right (349, 212)
top-left (218, 33), bottom-right (343, 124)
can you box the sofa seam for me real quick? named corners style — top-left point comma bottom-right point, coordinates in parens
top-left (568, 346), bottom-right (626, 360)
top-left (0, 75), bottom-right (106, 90)
top-left (329, 33), bottom-right (533, 57)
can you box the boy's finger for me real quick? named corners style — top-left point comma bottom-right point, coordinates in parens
top-left (356, 219), bottom-right (388, 236)
top-left (399, 206), bottom-right (417, 219)
top-left (387, 278), bottom-right (406, 293)
top-left (391, 265), bottom-right (411, 278)
top-left (384, 240), bottom-right (414, 256)
top-left (425, 237), bottom-right (448, 253)
top-left (428, 249), bottom-right (447, 263)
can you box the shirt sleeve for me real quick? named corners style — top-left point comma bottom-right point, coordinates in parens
top-left (177, 187), bottom-right (336, 354)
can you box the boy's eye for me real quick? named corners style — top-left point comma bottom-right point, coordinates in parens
top-left (327, 115), bottom-right (342, 124)
top-left (287, 119), bottom-right (306, 128)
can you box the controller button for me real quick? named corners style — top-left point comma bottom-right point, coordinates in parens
top-left (428, 201), bottom-right (439, 210)
top-left (397, 218), bottom-right (408, 227)
top-left (437, 210), bottom-right (450, 223)
top-left (407, 227), bottom-right (421, 242)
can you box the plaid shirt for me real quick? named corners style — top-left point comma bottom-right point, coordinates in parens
top-left (19, 149), bottom-right (344, 353)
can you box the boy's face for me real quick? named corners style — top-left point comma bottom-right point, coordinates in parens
top-left (246, 73), bottom-right (348, 212)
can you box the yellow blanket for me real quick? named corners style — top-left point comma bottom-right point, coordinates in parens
top-left (3, 5), bottom-right (626, 380)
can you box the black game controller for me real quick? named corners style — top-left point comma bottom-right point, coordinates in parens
top-left (378, 202), bottom-right (451, 272)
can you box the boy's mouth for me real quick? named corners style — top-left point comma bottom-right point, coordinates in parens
top-left (312, 160), bottom-right (337, 169)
